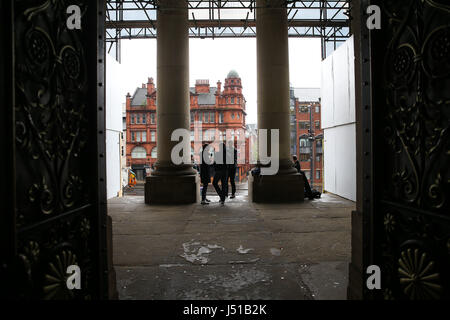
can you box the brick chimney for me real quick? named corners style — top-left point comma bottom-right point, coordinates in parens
top-left (147, 77), bottom-right (155, 95)
top-left (216, 80), bottom-right (221, 95)
top-left (195, 79), bottom-right (210, 94)
top-left (126, 92), bottom-right (131, 109)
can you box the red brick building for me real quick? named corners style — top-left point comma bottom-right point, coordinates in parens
top-left (126, 71), bottom-right (252, 182)
top-left (291, 89), bottom-right (324, 192)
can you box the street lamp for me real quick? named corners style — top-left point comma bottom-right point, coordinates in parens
top-left (308, 104), bottom-right (315, 188)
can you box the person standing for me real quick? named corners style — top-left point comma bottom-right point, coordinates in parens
top-left (200, 144), bottom-right (212, 205)
top-left (225, 140), bottom-right (238, 199)
top-left (213, 142), bottom-right (228, 205)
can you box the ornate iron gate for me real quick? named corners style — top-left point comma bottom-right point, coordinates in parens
top-left (0, 0), bottom-right (109, 299)
top-left (366, 0), bottom-right (450, 299)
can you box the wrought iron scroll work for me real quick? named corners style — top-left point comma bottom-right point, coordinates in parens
top-left (13, 0), bottom-right (97, 299)
top-left (374, 0), bottom-right (450, 300)
top-left (381, 0), bottom-right (450, 212)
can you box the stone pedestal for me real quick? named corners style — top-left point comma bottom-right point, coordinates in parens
top-left (145, 174), bottom-right (199, 204)
top-left (249, 174), bottom-right (304, 203)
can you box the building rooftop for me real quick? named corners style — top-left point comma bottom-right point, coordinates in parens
top-left (190, 87), bottom-right (217, 105)
top-left (227, 70), bottom-right (239, 78)
top-left (131, 87), bottom-right (147, 106)
top-left (292, 88), bottom-right (321, 102)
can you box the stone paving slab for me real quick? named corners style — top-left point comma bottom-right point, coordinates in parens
top-left (109, 192), bottom-right (355, 300)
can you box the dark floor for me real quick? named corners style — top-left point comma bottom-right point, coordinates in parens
top-left (109, 185), bottom-right (354, 300)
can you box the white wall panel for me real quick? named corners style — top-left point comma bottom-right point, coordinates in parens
top-left (106, 54), bottom-right (124, 199)
top-left (321, 36), bottom-right (356, 201)
top-left (324, 129), bottom-right (336, 195)
top-left (106, 131), bottom-right (121, 199)
top-left (321, 56), bottom-right (335, 129)
top-left (334, 124), bottom-right (356, 201)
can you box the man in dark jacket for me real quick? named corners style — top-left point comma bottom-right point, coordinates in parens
top-left (292, 155), bottom-right (314, 199)
top-left (225, 140), bottom-right (238, 199)
top-left (213, 142), bottom-right (228, 205)
top-left (200, 144), bottom-right (212, 205)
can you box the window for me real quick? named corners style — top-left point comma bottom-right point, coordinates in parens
top-left (135, 132), bottom-right (141, 142)
top-left (237, 113), bottom-right (240, 120)
top-left (299, 122), bottom-right (310, 130)
top-left (131, 114), bottom-right (135, 124)
top-left (231, 97), bottom-right (235, 104)
top-left (209, 129), bottom-right (216, 141)
top-left (151, 131), bottom-right (155, 142)
top-left (131, 146), bottom-right (147, 159)
top-left (204, 112), bottom-right (209, 123)
top-left (237, 97), bottom-right (240, 104)
top-left (316, 170), bottom-right (321, 179)
top-left (137, 114), bottom-right (141, 124)
top-left (131, 131), bottom-right (135, 141)
top-left (299, 138), bottom-right (307, 147)
top-left (231, 79), bottom-right (234, 84)
top-left (190, 112), bottom-right (194, 124)
top-left (315, 106), bottom-right (320, 113)
top-left (219, 112), bottom-right (224, 123)
top-left (315, 121), bottom-right (320, 129)
top-left (142, 131), bottom-right (146, 142)
top-left (210, 112), bottom-right (215, 123)
top-left (299, 138), bottom-right (311, 154)
top-left (300, 106), bottom-right (309, 113)
top-left (151, 147), bottom-right (157, 158)
top-left (231, 113), bottom-right (235, 119)
top-left (316, 140), bottom-right (323, 153)
top-left (142, 114), bottom-right (146, 124)
top-left (316, 155), bottom-right (321, 162)
top-left (150, 113), bottom-right (155, 124)
top-left (300, 154), bottom-right (309, 161)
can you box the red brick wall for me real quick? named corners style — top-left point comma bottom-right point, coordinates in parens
top-left (295, 101), bottom-right (324, 191)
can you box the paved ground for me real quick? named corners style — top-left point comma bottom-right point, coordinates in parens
top-left (109, 185), bottom-right (354, 300)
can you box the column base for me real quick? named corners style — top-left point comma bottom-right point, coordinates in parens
top-left (145, 174), bottom-right (199, 204)
top-left (249, 173), bottom-right (304, 203)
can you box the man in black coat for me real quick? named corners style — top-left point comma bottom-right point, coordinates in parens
top-left (292, 155), bottom-right (314, 199)
top-left (225, 140), bottom-right (238, 199)
top-left (200, 144), bottom-right (212, 205)
top-left (213, 142), bottom-right (228, 205)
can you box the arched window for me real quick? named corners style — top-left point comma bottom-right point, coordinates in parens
top-left (151, 147), bottom-right (157, 159)
top-left (299, 138), bottom-right (308, 147)
top-left (131, 146), bottom-right (147, 159)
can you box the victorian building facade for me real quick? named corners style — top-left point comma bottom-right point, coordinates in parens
top-left (126, 71), bottom-right (252, 182)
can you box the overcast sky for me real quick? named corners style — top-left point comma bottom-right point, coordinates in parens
top-left (113, 37), bottom-right (322, 124)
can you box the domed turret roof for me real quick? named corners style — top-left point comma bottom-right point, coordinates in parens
top-left (227, 70), bottom-right (240, 78)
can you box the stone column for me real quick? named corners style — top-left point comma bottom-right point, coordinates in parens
top-left (250, 0), bottom-right (304, 202)
top-left (145, 0), bottom-right (199, 204)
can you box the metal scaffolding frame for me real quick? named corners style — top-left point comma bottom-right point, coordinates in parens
top-left (105, 0), bottom-right (351, 62)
